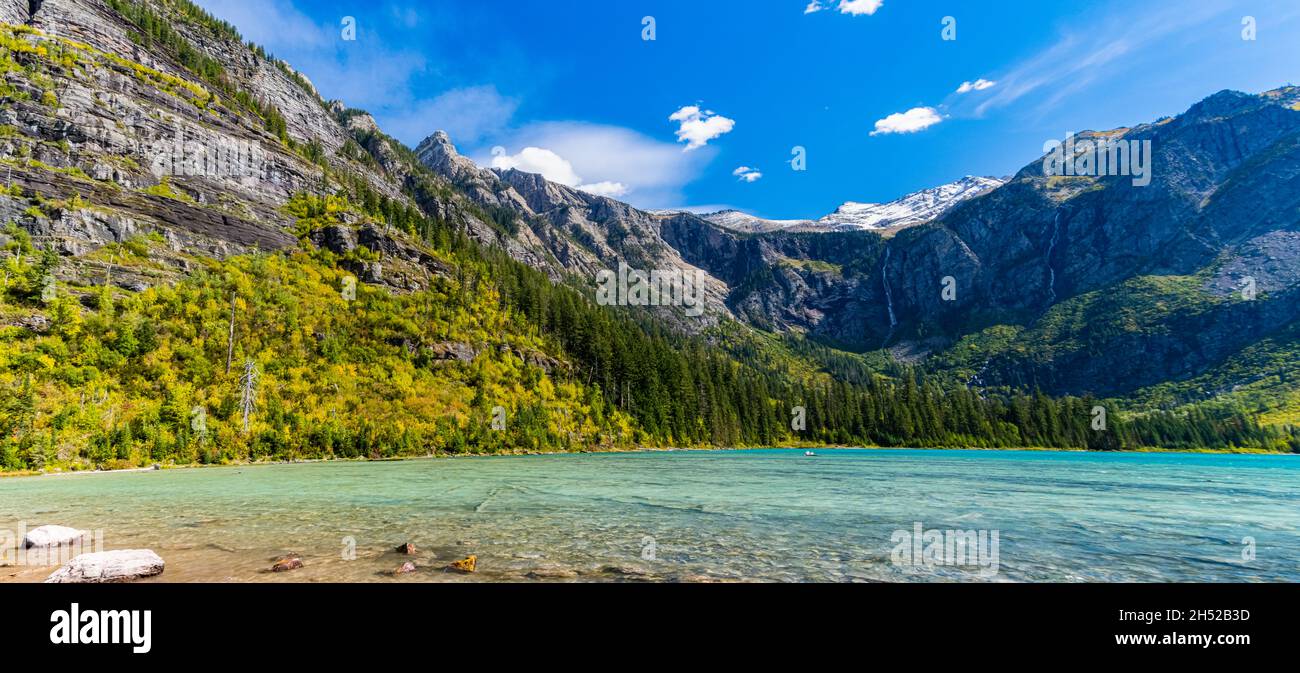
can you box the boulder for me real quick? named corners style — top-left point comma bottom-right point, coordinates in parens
top-left (270, 555), bottom-right (304, 572)
top-left (446, 555), bottom-right (477, 574)
top-left (44, 550), bottom-right (164, 583)
top-left (23, 525), bottom-right (88, 548)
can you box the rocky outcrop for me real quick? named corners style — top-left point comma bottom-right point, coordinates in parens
top-left (44, 549), bottom-right (165, 583)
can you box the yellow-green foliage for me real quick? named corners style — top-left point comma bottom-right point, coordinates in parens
top-left (285, 192), bottom-right (354, 237)
top-left (780, 257), bottom-right (843, 275)
top-left (142, 176), bottom-right (194, 204)
top-left (0, 243), bottom-right (633, 471)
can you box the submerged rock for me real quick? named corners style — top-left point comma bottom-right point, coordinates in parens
top-left (44, 550), bottom-right (165, 583)
top-left (270, 555), bottom-right (304, 572)
top-left (23, 525), bottom-right (88, 548)
top-left (598, 564), bottom-right (649, 577)
top-left (526, 565), bottom-right (579, 580)
top-left (446, 555), bottom-right (477, 574)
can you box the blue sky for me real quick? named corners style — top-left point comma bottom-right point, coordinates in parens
top-left (198, 0), bottom-right (1300, 218)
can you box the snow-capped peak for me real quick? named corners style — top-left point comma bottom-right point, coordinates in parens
top-left (816, 176), bottom-right (1005, 231)
top-left (699, 176), bottom-right (1005, 234)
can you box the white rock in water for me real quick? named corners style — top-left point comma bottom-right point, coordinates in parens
top-left (45, 550), bottom-right (165, 584)
top-left (23, 525), bottom-right (88, 548)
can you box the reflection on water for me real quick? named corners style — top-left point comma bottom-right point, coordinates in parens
top-left (1, 449), bottom-right (1297, 583)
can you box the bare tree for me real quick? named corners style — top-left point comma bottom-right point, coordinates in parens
top-left (239, 360), bottom-right (259, 434)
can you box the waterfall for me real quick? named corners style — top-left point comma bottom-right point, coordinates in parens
top-left (881, 247), bottom-right (897, 345)
top-left (1045, 212), bottom-right (1062, 305)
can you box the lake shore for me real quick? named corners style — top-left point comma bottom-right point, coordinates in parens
top-left (1, 443), bottom-right (1290, 480)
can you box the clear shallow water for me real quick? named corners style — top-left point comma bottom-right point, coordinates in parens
top-left (1, 449), bottom-right (1297, 583)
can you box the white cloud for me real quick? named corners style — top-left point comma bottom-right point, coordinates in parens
top-left (383, 85), bottom-right (518, 145)
top-left (576, 181), bottom-right (630, 198)
top-left (490, 147), bottom-right (628, 198)
top-left (956, 79), bottom-right (997, 94)
top-left (804, 1), bottom-right (826, 14)
top-left (669, 105), bottom-right (736, 151)
top-left (837, 0), bottom-right (883, 16)
top-left (481, 123), bottom-right (710, 208)
top-left (870, 107), bottom-right (944, 136)
top-left (491, 147), bottom-right (583, 186)
top-left (733, 166), bottom-right (763, 182)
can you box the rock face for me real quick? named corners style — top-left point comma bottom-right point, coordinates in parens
top-left (0, 0), bottom-right (29, 25)
top-left (0, 0), bottom-right (457, 291)
top-left (44, 549), bottom-right (165, 583)
top-left (23, 525), bottom-right (88, 548)
top-left (415, 132), bottom-right (732, 330)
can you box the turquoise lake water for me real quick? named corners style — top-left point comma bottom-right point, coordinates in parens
top-left (1, 449), bottom-right (1297, 582)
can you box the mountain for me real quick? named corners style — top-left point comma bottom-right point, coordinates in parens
top-left (699, 176), bottom-right (1005, 234)
top-left (0, 0), bottom-right (1293, 472)
top-left (414, 131), bottom-right (732, 328)
top-left (416, 85), bottom-right (1300, 421)
top-left (686, 87), bottom-right (1300, 416)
